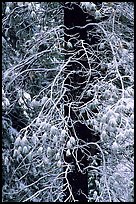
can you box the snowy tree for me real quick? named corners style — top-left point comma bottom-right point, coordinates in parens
top-left (2, 2), bottom-right (134, 202)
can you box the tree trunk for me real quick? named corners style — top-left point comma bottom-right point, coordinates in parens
top-left (63, 3), bottom-right (100, 202)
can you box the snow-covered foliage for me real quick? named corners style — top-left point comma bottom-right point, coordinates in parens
top-left (85, 2), bottom-right (134, 202)
top-left (2, 2), bottom-right (133, 202)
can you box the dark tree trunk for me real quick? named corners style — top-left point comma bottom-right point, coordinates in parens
top-left (63, 2), bottom-right (101, 202)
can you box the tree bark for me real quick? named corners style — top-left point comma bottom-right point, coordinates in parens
top-left (63, 3), bottom-right (100, 202)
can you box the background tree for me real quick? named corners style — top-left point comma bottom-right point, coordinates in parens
top-left (2, 2), bottom-right (134, 202)
top-left (63, 2), bottom-right (102, 201)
